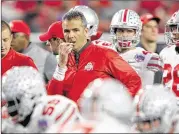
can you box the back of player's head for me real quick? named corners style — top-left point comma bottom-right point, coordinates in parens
top-left (134, 84), bottom-right (178, 133)
top-left (78, 78), bottom-right (134, 123)
top-left (2, 66), bottom-right (46, 123)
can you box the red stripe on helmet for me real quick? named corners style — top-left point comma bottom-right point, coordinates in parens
top-left (123, 9), bottom-right (128, 22)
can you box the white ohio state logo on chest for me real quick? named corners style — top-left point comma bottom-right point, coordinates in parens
top-left (84, 62), bottom-right (94, 71)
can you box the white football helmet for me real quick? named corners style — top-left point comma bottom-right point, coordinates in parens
top-left (78, 78), bottom-right (134, 124)
top-left (2, 91), bottom-right (7, 107)
top-left (2, 66), bottom-right (46, 123)
top-left (110, 9), bottom-right (142, 50)
top-left (134, 84), bottom-right (178, 133)
top-left (165, 10), bottom-right (179, 46)
top-left (69, 5), bottom-right (99, 36)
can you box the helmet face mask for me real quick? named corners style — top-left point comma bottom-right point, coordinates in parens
top-left (2, 67), bottom-right (46, 123)
top-left (136, 117), bottom-right (161, 133)
top-left (7, 99), bottom-right (20, 118)
top-left (110, 9), bottom-right (142, 50)
top-left (113, 27), bottom-right (139, 50)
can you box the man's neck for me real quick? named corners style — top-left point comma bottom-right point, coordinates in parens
top-left (74, 39), bottom-right (88, 53)
top-left (141, 38), bottom-right (157, 53)
top-left (20, 42), bottom-right (31, 53)
top-left (119, 47), bottom-right (136, 54)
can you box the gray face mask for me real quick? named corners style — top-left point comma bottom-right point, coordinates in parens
top-left (7, 98), bottom-right (20, 117)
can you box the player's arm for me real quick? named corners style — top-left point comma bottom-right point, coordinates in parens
top-left (47, 42), bottom-right (72, 95)
top-left (105, 49), bottom-right (142, 97)
top-left (143, 51), bottom-right (163, 72)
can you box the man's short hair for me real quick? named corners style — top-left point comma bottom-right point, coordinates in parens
top-left (62, 10), bottom-right (87, 28)
top-left (2, 20), bottom-right (11, 33)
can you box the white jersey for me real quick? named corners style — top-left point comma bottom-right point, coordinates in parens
top-left (56, 116), bottom-right (134, 133)
top-left (2, 118), bottom-right (28, 133)
top-left (93, 41), bottom-right (162, 87)
top-left (92, 40), bottom-right (116, 51)
top-left (2, 106), bottom-right (28, 133)
top-left (160, 45), bottom-right (179, 96)
top-left (120, 47), bottom-right (162, 87)
top-left (27, 95), bottom-right (81, 133)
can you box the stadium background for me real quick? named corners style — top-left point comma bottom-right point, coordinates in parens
top-left (2, 0), bottom-right (179, 44)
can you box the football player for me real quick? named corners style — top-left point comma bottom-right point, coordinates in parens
top-left (160, 10), bottom-right (179, 97)
top-left (69, 5), bottom-right (113, 48)
top-left (110, 9), bottom-right (163, 87)
top-left (52, 78), bottom-right (136, 133)
top-left (133, 84), bottom-right (178, 133)
top-left (2, 66), bottom-right (82, 133)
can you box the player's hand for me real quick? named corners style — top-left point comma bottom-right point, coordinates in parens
top-left (58, 42), bottom-right (73, 68)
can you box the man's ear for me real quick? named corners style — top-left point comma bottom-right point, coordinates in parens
top-left (10, 33), bottom-right (13, 42)
top-left (84, 27), bottom-right (89, 38)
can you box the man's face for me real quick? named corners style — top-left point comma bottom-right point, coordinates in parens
top-left (170, 25), bottom-right (179, 42)
top-left (63, 19), bottom-right (88, 52)
top-left (46, 37), bottom-right (65, 55)
top-left (1, 29), bottom-right (12, 58)
top-left (11, 32), bottom-right (28, 52)
top-left (141, 20), bottom-right (159, 42)
top-left (136, 119), bottom-right (161, 133)
top-left (116, 28), bottom-right (136, 38)
top-left (115, 28), bottom-right (136, 50)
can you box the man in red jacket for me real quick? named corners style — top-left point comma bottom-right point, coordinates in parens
top-left (1, 20), bottom-right (37, 76)
top-left (47, 10), bottom-right (142, 102)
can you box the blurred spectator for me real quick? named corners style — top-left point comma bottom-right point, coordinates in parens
top-left (138, 13), bottom-right (165, 53)
top-left (135, 1), bottom-right (164, 15)
top-left (1, 20), bottom-right (37, 76)
top-left (14, 1), bottom-right (37, 12)
top-left (88, 1), bottom-right (112, 32)
top-left (39, 21), bottom-right (65, 62)
top-left (88, 1), bottom-right (136, 32)
top-left (34, 1), bottom-right (65, 32)
top-left (2, 1), bottom-right (177, 35)
top-left (2, 1), bottom-right (24, 22)
top-left (137, 13), bottom-right (166, 84)
top-left (9, 20), bottom-right (56, 83)
top-left (154, 1), bottom-right (178, 33)
top-left (135, 0), bottom-right (178, 33)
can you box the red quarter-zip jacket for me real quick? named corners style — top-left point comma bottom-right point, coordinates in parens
top-left (2, 49), bottom-right (37, 76)
top-left (47, 42), bottom-right (141, 102)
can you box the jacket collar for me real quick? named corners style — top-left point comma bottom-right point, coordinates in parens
top-left (74, 40), bottom-right (91, 55)
top-left (2, 48), bottom-right (15, 61)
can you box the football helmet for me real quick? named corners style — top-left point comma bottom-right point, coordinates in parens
top-left (165, 10), bottom-right (179, 46)
top-left (2, 92), bottom-right (7, 107)
top-left (69, 5), bottom-right (99, 36)
top-left (110, 9), bottom-right (142, 50)
top-left (2, 66), bottom-right (46, 123)
top-left (134, 84), bottom-right (178, 133)
top-left (78, 78), bottom-right (134, 123)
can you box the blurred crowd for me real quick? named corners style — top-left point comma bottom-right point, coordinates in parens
top-left (2, 0), bottom-right (179, 33)
top-left (1, 0), bottom-right (179, 133)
